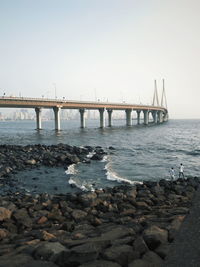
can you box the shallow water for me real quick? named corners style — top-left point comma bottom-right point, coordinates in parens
top-left (0, 119), bottom-right (199, 193)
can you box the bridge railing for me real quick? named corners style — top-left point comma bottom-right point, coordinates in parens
top-left (0, 96), bottom-right (165, 109)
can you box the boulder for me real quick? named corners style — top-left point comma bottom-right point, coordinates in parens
top-left (136, 202), bottom-right (151, 210)
top-left (23, 261), bottom-right (58, 267)
top-left (78, 192), bottom-right (97, 207)
top-left (12, 208), bottom-right (32, 228)
top-left (102, 244), bottom-right (137, 266)
top-left (100, 226), bottom-right (134, 241)
top-left (0, 228), bottom-right (9, 240)
top-left (128, 251), bottom-right (163, 267)
top-left (126, 188), bottom-right (137, 199)
top-left (142, 251), bottom-right (163, 266)
top-left (167, 215), bottom-right (185, 241)
top-left (41, 231), bottom-right (56, 241)
top-left (90, 154), bottom-right (104, 160)
top-left (71, 209), bottom-right (88, 221)
top-left (80, 259), bottom-right (121, 267)
top-left (55, 242), bottom-right (101, 266)
top-left (133, 236), bottom-right (149, 256)
top-left (0, 207), bottom-right (12, 221)
top-left (128, 259), bottom-right (151, 267)
top-left (112, 236), bottom-right (135, 246)
top-left (143, 225), bottom-right (168, 250)
top-left (37, 216), bottom-right (48, 224)
top-left (33, 241), bottom-right (68, 261)
top-left (155, 243), bottom-right (171, 259)
top-left (0, 254), bottom-right (34, 267)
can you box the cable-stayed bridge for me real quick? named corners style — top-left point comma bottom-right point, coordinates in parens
top-left (0, 80), bottom-right (168, 130)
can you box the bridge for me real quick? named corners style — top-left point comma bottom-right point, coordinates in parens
top-left (0, 80), bottom-right (168, 130)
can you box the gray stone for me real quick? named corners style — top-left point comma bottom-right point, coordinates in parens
top-left (143, 225), bottom-right (168, 250)
top-left (102, 244), bottom-right (137, 266)
top-left (126, 188), bottom-right (137, 199)
top-left (155, 243), bottom-right (170, 259)
top-left (101, 226), bottom-right (134, 241)
top-left (71, 209), bottom-right (88, 221)
top-left (142, 251), bottom-right (163, 266)
top-left (24, 261), bottom-right (58, 267)
top-left (80, 260), bottom-right (121, 267)
top-left (55, 242), bottom-right (102, 266)
top-left (128, 259), bottom-right (150, 267)
top-left (33, 241), bottom-right (68, 261)
top-left (12, 208), bottom-right (32, 228)
top-left (0, 254), bottom-right (34, 267)
top-left (79, 192), bottom-right (97, 207)
top-left (0, 207), bottom-right (12, 221)
top-left (133, 236), bottom-right (149, 255)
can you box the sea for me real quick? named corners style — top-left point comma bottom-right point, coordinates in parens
top-left (0, 119), bottom-right (199, 194)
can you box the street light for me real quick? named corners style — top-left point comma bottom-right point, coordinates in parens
top-left (53, 83), bottom-right (57, 99)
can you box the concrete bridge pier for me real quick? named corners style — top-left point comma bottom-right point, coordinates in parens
top-left (143, 110), bottom-right (149, 125)
top-left (79, 108), bottom-right (86, 128)
top-left (136, 110), bottom-right (141, 125)
top-left (35, 107), bottom-right (42, 130)
top-left (125, 109), bottom-right (132, 126)
top-left (53, 107), bottom-right (61, 131)
top-left (107, 109), bottom-right (113, 127)
top-left (99, 108), bottom-right (105, 128)
top-left (163, 112), bottom-right (168, 122)
top-left (158, 111), bottom-right (163, 123)
top-left (152, 111), bottom-right (158, 123)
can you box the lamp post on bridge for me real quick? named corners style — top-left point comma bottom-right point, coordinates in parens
top-left (53, 83), bottom-right (57, 99)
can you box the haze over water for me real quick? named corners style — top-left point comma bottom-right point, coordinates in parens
top-left (0, 119), bottom-right (199, 194)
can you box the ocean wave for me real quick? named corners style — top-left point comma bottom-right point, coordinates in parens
top-left (65, 164), bottom-right (77, 175)
top-left (100, 155), bottom-right (108, 162)
top-left (86, 151), bottom-right (96, 158)
top-left (186, 150), bottom-right (200, 156)
top-left (68, 177), bottom-right (95, 192)
top-left (104, 163), bottom-right (142, 185)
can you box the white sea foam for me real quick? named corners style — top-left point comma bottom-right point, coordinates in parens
top-left (86, 151), bottom-right (96, 158)
top-left (105, 163), bottom-right (142, 185)
top-left (100, 155), bottom-right (108, 162)
top-left (65, 164), bottom-right (77, 175)
top-left (68, 177), bottom-right (95, 192)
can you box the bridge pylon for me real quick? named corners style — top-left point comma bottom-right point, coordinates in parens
top-left (161, 79), bottom-right (167, 109)
top-left (152, 80), bottom-right (160, 106)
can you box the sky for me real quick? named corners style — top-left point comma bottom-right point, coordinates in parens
top-left (0, 0), bottom-right (200, 119)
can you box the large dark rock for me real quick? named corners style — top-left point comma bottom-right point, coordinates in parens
top-left (33, 241), bottom-right (68, 261)
top-left (78, 192), bottom-right (97, 207)
top-left (100, 226), bottom-right (135, 241)
top-left (167, 215), bottom-right (185, 242)
top-left (71, 209), bottom-right (88, 221)
top-left (133, 236), bottom-right (149, 256)
top-left (143, 225), bottom-right (168, 250)
top-left (0, 207), bottom-right (12, 221)
top-left (55, 242), bottom-right (102, 266)
top-left (90, 154), bottom-right (104, 161)
top-left (80, 260), bottom-right (121, 267)
top-left (102, 244), bottom-right (138, 266)
top-left (128, 251), bottom-right (163, 267)
top-left (142, 251), bottom-right (163, 266)
top-left (0, 254), bottom-right (34, 267)
top-left (12, 208), bottom-right (32, 228)
top-left (155, 243), bottom-right (171, 259)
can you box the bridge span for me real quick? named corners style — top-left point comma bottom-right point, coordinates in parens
top-left (0, 96), bottom-right (168, 130)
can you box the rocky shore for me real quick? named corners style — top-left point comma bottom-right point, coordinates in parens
top-left (0, 144), bottom-right (107, 195)
top-left (0, 177), bottom-right (199, 266)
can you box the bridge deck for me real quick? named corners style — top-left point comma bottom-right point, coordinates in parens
top-left (0, 97), bottom-right (167, 112)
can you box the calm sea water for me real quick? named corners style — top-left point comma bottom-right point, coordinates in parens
top-left (0, 119), bottom-right (199, 194)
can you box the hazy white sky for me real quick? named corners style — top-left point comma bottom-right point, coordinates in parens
top-left (0, 0), bottom-right (200, 119)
